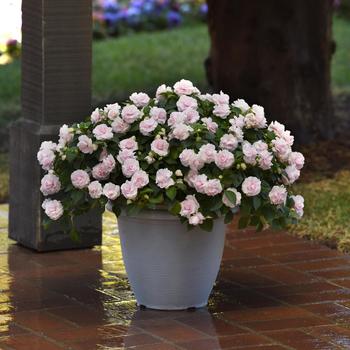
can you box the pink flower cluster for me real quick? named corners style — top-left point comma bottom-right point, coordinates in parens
top-left (38, 79), bottom-right (305, 229)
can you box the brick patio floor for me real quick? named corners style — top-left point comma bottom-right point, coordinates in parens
top-left (1, 206), bottom-right (350, 349)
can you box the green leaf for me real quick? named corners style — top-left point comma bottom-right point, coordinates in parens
top-left (238, 216), bottom-right (250, 229)
top-left (166, 186), bottom-right (177, 201)
top-left (126, 204), bottom-right (142, 216)
top-left (71, 190), bottom-right (85, 205)
top-left (200, 218), bottom-right (214, 232)
top-left (253, 196), bottom-right (261, 210)
top-left (224, 190), bottom-right (237, 206)
top-left (170, 201), bottom-right (181, 215)
top-left (70, 227), bottom-right (81, 243)
top-left (149, 193), bottom-right (164, 204)
top-left (224, 211), bottom-right (234, 224)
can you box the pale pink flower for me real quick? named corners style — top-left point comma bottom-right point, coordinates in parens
top-left (253, 141), bottom-right (268, 154)
top-left (93, 124), bottom-right (113, 140)
top-left (77, 135), bottom-right (94, 154)
top-left (104, 103), bottom-right (121, 120)
top-left (102, 155), bottom-right (116, 172)
top-left (131, 170), bottom-right (149, 189)
top-left (205, 179), bottom-right (223, 196)
top-left (130, 92), bottom-right (150, 107)
top-left (180, 195), bottom-right (200, 218)
top-left (122, 158), bottom-right (140, 178)
top-left (176, 95), bottom-right (198, 111)
top-left (117, 149), bottom-right (136, 164)
top-left (121, 180), bottom-right (138, 200)
top-left (192, 174), bottom-right (208, 193)
top-left (99, 148), bottom-right (108, 161)
top-left (40, 174), bottom-right (61, 196)
top-left (179, 149), bottom-right (196, 167)
top-left (213, 104), bottom-right (231, 119)
top-left (91, 108), bottom-right (103, 124)
top-left (272, 138), bottom-right (291, 161)
top-left (199, 144), bottom-right (217, 163)
top-left (245, 110), bottom-right (267, 129)
top-left (111, 117), bottom-right (130, 134)
top-left (292, 195), bottom-right (304, 217)
top-left (283, 165), bottom-right (300, 185)
top-left (288, 152), bottom-right (305, 170)
top-left (37, 148), bottom-right (55, 171)
top-left (215, 150), bottom-right (234, 170)
top-left (172, 124), bottom-right (192, 140)
top-left (173, 79), bottom-right (196, 95)
top-left (150, 107), bottom-right (167, 124)
top-left (103, 183), bottom-right (120, 200)
top-left (168, 111), bottom-right (186, 126)
top-left (139, 118), bottom-right (158, 135)
top-left (151, 138), bottom-right (169, 157)
top-left (58, 124), bottom-right (73, 146)
top-left (259, 151), bottom-right (273, 170)
top-left (220, 134), bottom-right (238, 151)
top-left (199, 93), bottom-right (213, 102)
top-left (121, 105), bottom-right (142, 124)
top-left (42, 199), bottom-right (63, 221)
top-left (156, 84), bottom-right (172, 99)
top-left (71, 170), bottom-right (90, 189)
top-left (183, 108), bottom-right (200, 124)
top-left (281, 130), bottom-right (294, 146)
top-left (202, 117), bottom-right (218, 133)
top-left (92, 163), bottom-right (110, 180)
top-left (156, 168), bottom-right (174, 189)
top-left (119, 137), bottom-right (138, 151)
top-left (232, 99), bottom-right (250, 112)
top-left (222, 188), bottom-right (241, 208)
top-left (189, 154), bottom-right (205, 171)
top-left (184, 169), bottom-right (198, 187)
top-left (242, 142), bottom-right (258, 165)
top-left (189, 212), bottom-right (205, 226)
top-left (242, 177), bottom-right (261, 197)
top-left (269, 185), bottom-right (287, 205)
top-left (40, 141), bottom-right (57, 151)
top-left (229, 125), bottom-right (244, 141)
top-left (230, 115), bottom-right (246, 129)
top-left (212, 91), bottom-right (229, 105)
top-left (88, 181), bottom-right (103, 199)
top-left (268, 121), bottom-right (285, 137)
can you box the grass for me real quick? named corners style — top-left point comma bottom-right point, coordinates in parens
top-left (92, 25), bottom-right (209, 105)
top-left (0, 154), bottom-right (9, 203)
top-left (1, 16), bottom-right (349, 127)
top-left (291, 171), bottom-right (350, 253)
top-left (332, 16), bottom-right (350, 94)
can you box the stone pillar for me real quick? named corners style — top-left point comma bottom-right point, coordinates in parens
top-left (9, 0), bottom-right (102, 251)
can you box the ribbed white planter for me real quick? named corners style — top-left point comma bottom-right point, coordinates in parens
top-left (118, 210), bottom-right (226, 310)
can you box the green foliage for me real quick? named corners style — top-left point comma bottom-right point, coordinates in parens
top-left (290, 171), bottom-right (350, 253)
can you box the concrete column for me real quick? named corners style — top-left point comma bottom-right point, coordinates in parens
top-left (9, 0), bottom-right (102, 251)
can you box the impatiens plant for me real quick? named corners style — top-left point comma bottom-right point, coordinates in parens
top-left (38, 79), bottom-right (305, 236)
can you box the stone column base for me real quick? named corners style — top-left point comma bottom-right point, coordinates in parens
top-left (9, 119), bottom-right (102, 252)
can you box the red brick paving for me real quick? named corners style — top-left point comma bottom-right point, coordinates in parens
top-left (0, 222), bottom-right (350, 349)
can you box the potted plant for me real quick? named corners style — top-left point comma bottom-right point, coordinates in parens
top-left (37, 79), bottom-right (304, 310)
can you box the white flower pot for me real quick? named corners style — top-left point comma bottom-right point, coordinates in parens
top-left (118, 210), bottom-right (226, 310)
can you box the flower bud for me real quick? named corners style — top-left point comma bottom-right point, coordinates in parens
top-left (240, 163), bottom-right (247, 170)
top-left (175, 169), bottom-right (183, 177)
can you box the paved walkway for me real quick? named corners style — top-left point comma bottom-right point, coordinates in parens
top-left (0, 205), bottom-right (350, 349)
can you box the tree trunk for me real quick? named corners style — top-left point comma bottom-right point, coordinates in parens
top-left (206, 0), bottom-right (334, 144)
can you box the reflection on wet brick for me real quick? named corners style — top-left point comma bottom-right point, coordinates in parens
top-left (0, 206), bottom-right (349, 349)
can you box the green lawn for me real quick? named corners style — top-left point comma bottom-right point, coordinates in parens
top-left (291, 171), bottom-right (350, 253)
top-left (1, 17), bottom-right (350, 129)
top-left (332, 17), bottom-right (350, 93)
